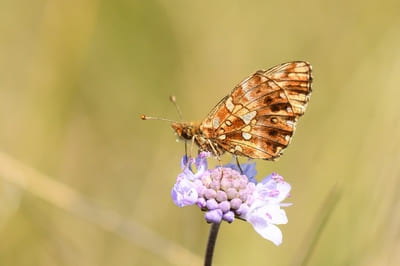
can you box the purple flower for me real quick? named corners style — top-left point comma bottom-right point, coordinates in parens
top-left (239, 173), bottom-right (291, 246)
top-left (171, 153), bottom-right (209, 207)
top-left (171, 152), bottom-right (291, 246)
top-left (224, 158), bottom-right (257, 183)
top-left (171, 175), bottom-right (198, 207)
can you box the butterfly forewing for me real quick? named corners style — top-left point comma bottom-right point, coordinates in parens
top-left (200, 61), bottom-right (312, 160)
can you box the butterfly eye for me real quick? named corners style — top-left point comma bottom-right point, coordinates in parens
top-left (182, 127), bottom-right (192, 139)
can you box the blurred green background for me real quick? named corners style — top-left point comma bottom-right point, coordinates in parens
top-left (1, 0), bottom-right (400, 265)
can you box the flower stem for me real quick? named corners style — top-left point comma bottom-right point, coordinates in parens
top-left (204, 222), bottom-right (221, 266)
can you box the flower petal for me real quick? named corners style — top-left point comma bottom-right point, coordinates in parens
top-left (171, 178), bottom-right (198, 207)
top-left (251, 220), bottom-right (283, 246)
top-left (275, 182), bottom-right (291, 201)
top-left (263, 204), bottom-right (288, 224)
top-left (180, 155), bottom-right (189, 169)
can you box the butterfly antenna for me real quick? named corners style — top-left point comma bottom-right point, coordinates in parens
top-left (169, 95), bottom-right (188, 154)
top-left (169, 95), bottom-right (183, 120)
top-left (140, 115), bottom-right (178, 124)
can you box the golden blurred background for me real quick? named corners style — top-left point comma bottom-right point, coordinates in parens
top-left (1, 0), bottom-right (400, 265)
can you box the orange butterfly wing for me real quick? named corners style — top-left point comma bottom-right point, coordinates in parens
top-left (200, 61), bottom-right (312, 160)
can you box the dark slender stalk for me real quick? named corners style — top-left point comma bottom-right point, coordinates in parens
top-left (204, 222), bottom-right (221, 266)
top-left (235, 156), bottom-right (244, 174)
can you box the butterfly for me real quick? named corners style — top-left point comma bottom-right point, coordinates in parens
top-left (146, 61), bottom-right (312, 160)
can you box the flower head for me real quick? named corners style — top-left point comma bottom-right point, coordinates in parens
top-left (224, 157), bottom-right (257, 183)
top-left (171, 152), bottom-right (291, 246)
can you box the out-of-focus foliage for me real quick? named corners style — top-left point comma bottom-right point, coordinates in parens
top-left (1, 0), bottom-right (400, 265)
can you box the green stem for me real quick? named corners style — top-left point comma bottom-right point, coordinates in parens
top-left (204, 223), bottom-right (221, 266)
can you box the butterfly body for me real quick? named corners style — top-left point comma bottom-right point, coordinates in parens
top-left (172, 61), bottom-right (312, 160)
top-left (172, 122), bottom-right (225, 156)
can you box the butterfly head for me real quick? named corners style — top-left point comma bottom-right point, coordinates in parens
top-left (141, 114), bottom-right (199, 140)
top-left (172, 122), bottom-right (200, 140)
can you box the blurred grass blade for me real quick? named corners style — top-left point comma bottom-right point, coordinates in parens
top-left (0, 151), bottom-right (201, 266)
top-left (291, 184), bottom-right (342, 266)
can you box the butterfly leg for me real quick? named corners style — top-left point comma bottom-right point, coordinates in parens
top-left (206, 139), bottom-right (224, 172)
top-left (189, 135), bottom-right (196, 159)
top-left (235, 156), bottom-right (244, 174)
top-left (181, 136), bottom-right (196, 172)
top-left (184, 140), bottom-right (188, 158)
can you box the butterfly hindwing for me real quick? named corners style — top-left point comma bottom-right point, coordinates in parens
top-left (200, 61), bottom-right (312, 160)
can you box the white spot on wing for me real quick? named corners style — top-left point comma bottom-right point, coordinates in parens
top-left (218, 134), bottom-right (226, 140)
top-left (225, 97), bottom-right (234, 112)
top-left (213, 117), bottom-right (220, 129)
top-left (242, 132), bottom-right (252, 140)
top-left (225, 120), bottom-right (232, 126)
top-left (235, 145), bottom-right (243, 152)
top-left (239, 110), bottom-right (257, 124)
top-left (286, 120), bottom-right (295, 127)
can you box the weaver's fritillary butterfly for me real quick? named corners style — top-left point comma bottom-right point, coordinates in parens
top-left (145, 61), bottom-right (312, 160)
